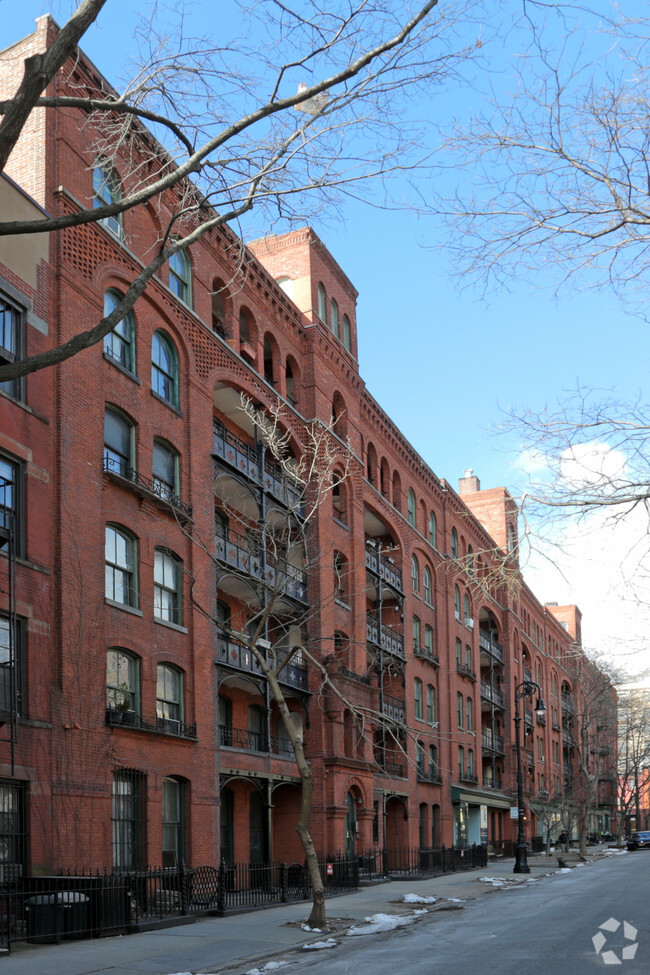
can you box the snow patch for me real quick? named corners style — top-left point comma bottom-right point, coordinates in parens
top-left (246, 964), bottom-right (290, 975)
top-left (402, 893), bottom-right (437, 904)
top-left (601, 848), bottom-right (627, 856)
top-left (302, 940), bottom-right (338, 950)
top-left (347, 912), bottom-right (421, 936)
top-left (301, 924), bottom-right (321, 932)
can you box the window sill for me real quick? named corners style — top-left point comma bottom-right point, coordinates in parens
top-left (103, 352), bottom-right (141, 384)
top-left (334, 597), bottom-right (350, 610)
top-left (333, 516), bottom-right (349, 529)
top-left (151, 389), bottom-right (184, 417)
top-left (105, 598), bottom-right (143, 617)
top-left (153, 617), bottom-right (188, 634)
top-left (0, 387), bottom-right (50, 422)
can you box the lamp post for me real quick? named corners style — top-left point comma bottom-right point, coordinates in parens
top-left (513, 680), bottom-right (546, 874)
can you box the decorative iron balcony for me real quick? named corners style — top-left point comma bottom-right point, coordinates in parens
top-left (366, 614), bottom-right (405, 660)
top-left (478, 630), bottom-right (504, 663)
top-left (105, 708), bottom-right (197, 739)
top-left (381, 694), bottom-right (406, 724)
top-left (480, 681), bottom-right (505, 708)
top-left (481, 729), bottom-right (505, 754)
top-left (364, 545), bottom-right (404, 593)
top-left (456, 663), bottom-right (477, 682)
top-left (216, 634), bottom-right (308, 692)
top-left (458, 770), bottom-right (479, 784)
top-left (213, 420), bottom-right (304, 512)
top-left (379, 762), bottom-right (406, 778)
top-left (482, 774), bottom-right (503, 790)
top-left (414, 645), bottom-right (440, 667)
top-left (215, 528), bottom-right (307, 603)
top-left (218, 725), bottom-right (295, 756)
top-left (103, 457), bottom-right (193, 519)
top-left (561, 694), bottom-right (575, 717)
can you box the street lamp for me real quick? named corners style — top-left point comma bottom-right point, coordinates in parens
top-left (513, 680), bottom-right (546, 874)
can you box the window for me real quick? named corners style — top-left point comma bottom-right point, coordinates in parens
top-left (424, 624), bottom-right (434, 657)
top-left (333, 551), bottom-right (348, 603)
top-left (112, 769), bottom-right (145, 869)
top-left (467, 748), bottom-right (474, 776)
top-left (423, 566), bottom-right (432, 605)
top-left (104, 407), bottom-right (134, 477)
top-left (455, 637), bottom-right (462, 667)
top-left (0, 614), bottom-right (23, 716)
top-left (426, 684), bottom-right (435, 724)
top-left (466, 697), bottom-right (473, 731)
top-left (0, 455), bottom-right (20, 547)
top-left (467, 544), bottom-right (474, 576)
top-left (248, 704), bottom-right (266, 751)
top-left (317, 282), bottom-right (327, 323)
top-left (458, 745), bottom-right (465, 778)
top-left (407, 488), bottom-right (416, 527)
top-left (162, 777), bottom-right (185, 867)
top-left (451, 527), bottom-right (458, 558)
top-left (332, 472), bottom-right (347, 524)
top-left (413, 615), bottom-right (421, 652)
top-left (465, 644), bottom-right (472, 670)
top-left (342, 314), bottom-right (351, 351)
top-left (428, 510), bottom-right (437, 548)
top-left (152, 440), bottom-right (179, 501)
top-left (157, 663), bottom-right (183, 731)
top-left (0, 778), bottom-right (27, 867)
top-left (457, 691), bottom-right (464, 728)
top-left (169, 248), bottom-right (191, 305)
top-left (103, 290), bottom-right (135, 373)
top-left (464, 593), bottom-right (471, 623)
top-left (93, 163), bottom-right (123, 238)
top-left (105, 525), bottom-right (138, 608)
top-left (154, 549), bottom-right (183, 625)
top-left (106, 648), bottom-right (140, 713)
top-left (330, 298), bottom-right (339, 339)
top-left (416, 742), bottom-right (425, 776)
top-left (152, 331), bottom-right (179, 407)
top-left (411, 554), bottom-right (420, 592)
top-left (428, 745), bottom-right (438, 780)
top-left (538, 737), bottom-right (545, 763)
top-left (454, 585), bottom-right (461, 620)
top-left (218, 694), bottom-right (233, 747)
top-left (414, 678), bottom-right (423, 720)
top-left (0, 293), bottom-right (23, 400)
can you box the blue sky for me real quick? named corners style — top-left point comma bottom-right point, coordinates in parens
top-left (4, 0), bottom-right (648, 670)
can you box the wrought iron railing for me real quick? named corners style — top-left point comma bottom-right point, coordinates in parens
top-left (364, 545), bottom-right (404, 592)
top-left (481, 729), bottom-right (505, 754)
top-left (103, 457), bottom-right (193, 519)
top-left (366, 614), bottom-right (405, 660)
top-left (105, 708), bottom-right (197, 739)
top-left (478, 630), bottom-right (504, 662)
top-left (480, 681), bottom-right (504, 707)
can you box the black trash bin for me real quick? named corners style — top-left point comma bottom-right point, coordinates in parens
top-left (26, 894), bottom-right (64, 944)
top-left (61, 891), bottom-right (89, 940)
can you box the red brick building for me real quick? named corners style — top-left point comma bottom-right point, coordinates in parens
top-left (0, 16), bottom-right (617, 877)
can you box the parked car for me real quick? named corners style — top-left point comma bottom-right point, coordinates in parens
top-left (627, 831), bottom-right (650, 850)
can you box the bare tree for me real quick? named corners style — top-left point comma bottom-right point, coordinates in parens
top-left (0, 0), bottom-right (485, 383)
top-left (617, 688), bottom-right (650, 836)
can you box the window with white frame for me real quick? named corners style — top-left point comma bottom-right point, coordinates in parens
top-left (152, 331), bottom-right (179, 407)
top-left (106, 648), bottom-right (140, 713)
top-left (169, 248), bottom-right (192, 305)
top-left (154, 549), bottom-right (183, 624)
top-left (157, 663), bottom-right (183, 730)
top-left (423, 565), bottom-right (432, 605)
top-left (93, 163), bottom-right (123, 238)
top-left (103, 290), bottom-right (135, 373)
top-left (105, 525), bottom-right (138, 607)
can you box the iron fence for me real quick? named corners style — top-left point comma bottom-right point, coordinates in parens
top-left (357, 844), bottom-right (488, 880)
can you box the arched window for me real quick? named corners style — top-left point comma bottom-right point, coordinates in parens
top-left (152, 331), bottom-right (179, 407)
top-left (455, 637), bottom-right (462, 666)
top-left (454, 585), bottom-right (461, 620)
top-left (317, 282), bottom-right (327, 323)
top-left (466, 697), bottom-right (473, 731)
top-left (333, 550), bottom-right (349, 603)
top-left (451, 527), bottom-right (458, 559)
top-left (332, 472), bottom-right (347, 524)
top-left (103, 290), bottom-right (135, 372)
top-left (414, 678), bottom-right (423, 720)
top-left (157, 663), bottom-right (184, 731)
top-left (392, 471), bottom-right (401, 510)
top-left (424, 624), bottom-right (434, 658)
top-left (423, 565), bottom-right (432, 605)
top-left (153, 439), bottom-right (179, 501)
top-left (407, 488), bottom-right (416, 527)
top-left (263, 333), bottom-right (276, 386)
top-left (416, 744), bottom-right (426, 779)
top-left (332, 392), bottom-right (347, 438)
top-left (426, 684), bottom-right (435, 724)
top-left (342, 314), bottom-right (351, 351)
top-left (211, 282), bottom-right (227, 337)
top-left (467, 544), bottom-right (474, 576)
top-left (330, 298), bottom-right (339, 339)
top-left (464, 593), bottom-right (471, 623)
top-left (413, 614), bottom-right (421, 652)
top-left (154, 549), bottom-right (183, 625)
top-left (411, 554), bottom-right (420, 592)
top-left (286, 357), bottom-right (298, 407)
top-left (93, 162), bottom-right (123, 238)
top-left (105, 525), bottom-right (137, 608)
top-left (457, 692), bottom-right (464, 728)
top-left (467, 747), bottom-right (474, 776)
top-left (104, 407), bottom-right (134, 477)
top-left (428, 510), bottom-right (437, 548)
top-left (429, 745), bottom-right (438, 781)
top-left (465, 643), bottom-right (472, 670)
top-left (458, 745), bottom-right (465, 778)
top-left (106, 648), bottom-right (140, 713)
top-left (169, 248), bottom-right (191, 305)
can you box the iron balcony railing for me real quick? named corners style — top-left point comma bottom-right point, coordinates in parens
top-left (481, 729), bottom-right (505, 754)
top-left (480, 681), bottom-right (505, 708)
top-left (103, 457), bottom-right (193, 519)
top-left (458, 770), bottom-right (479, 784)
top-left (478, 630), bottom-right (504, 663)
top-left (218, 725), bottom-right (294, 756)
top-left (379, 761), bottom-right (406, 778)
top-left (381, 693), bottom-right (405, 724)
top-left (417, 770), bottom-right (443, 785)
top-left (364, 545), bottom-right (404, 593)
top-left (216, 634), bottom-right (308, 692)
top-left (456, 663), bottom-right (476, 682)
top-left (366, 614), bottom-right (405, 660)
top-left (215, 528), bottom-right (307, 603)
top-left (482, 774), bottom-right (503, 790)
top-left (414, 645), bottom-right (440, 667)
top-left (105, 709), bottom-right (197, 739)
top-left (339, 667), bottom-right (371, 686)
top-left (561, 694), bottom-right (575, 716)
top-left (212, 420), bottom-right (304, 512)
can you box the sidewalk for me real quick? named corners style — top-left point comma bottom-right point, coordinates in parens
top-left (0, 853), bottom-right (602, 975)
